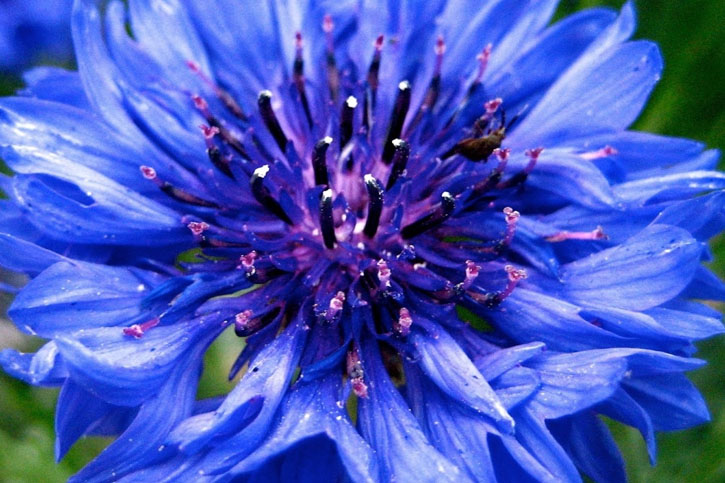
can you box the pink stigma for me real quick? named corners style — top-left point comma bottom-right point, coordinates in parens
top-left (123, 318), bottom-right (160, 339)
top-left (377, 259), bottom-right (392, 288)
top-left (374, 34), bottom-right (384, 51)
top-left (240, 250), bottom-right (257, 273)
top-left (200, 125), bottom-right (220, 140)
top-left (396, 307), bottom-right (413, 336)
top-left (326, 291), bottom-right (346, 320)
top-left (140, 165), bottom-right (157, 180)
top-left (524, 147), bottom-right (543, 174)
top-left (235, 310), bottom-right (254, 331)
top-left (546, 226), bottom-right (608, 243)
top-left (476, 43), bottom-right (493, 80)
top-left (187, 221), bottom-right (210, 236)
top-left (347, 350), bottom-right (369, 398)
top-left (581, 145), bottom-right (618, 160)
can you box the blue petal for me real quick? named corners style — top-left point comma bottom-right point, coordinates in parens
top-left (72, 0), bottom-right (142, 137)
top-left (0, 341), bottom-right (67, 386)
top-left (510, 36), bottom-right (661, 146)
top-left (56, 319), bottom-right (212, 406)
top-left (227, 377), bottom-right (378, 483)
top-left (9, 260), bottom-right (157, 337)
top-left (486, 288), bottom-right (629, 351)
top-left (489, 8), bottom-right (617, 113)
top-left (596, 388), bottom-right (656, 463)
top-left (624, 373), bottom-right (710, 431)
top-left (549, 411), bottom-right (626, 483)
top-left (168, 322), bottom-right (306, 457)
top-left (560, 224), bottom-right (701, 311)
top-left (0, 233), bottom-right (65, 276)
top-left (127, 0), bottom-right (212, 79)
top-left (499, 407), bottom-right (581, 482)
top-left (8, 172), bottom-right (187, 246)
top-left (491, 366), bottom-right (541, 410)
top-left (20, 67), bottom-right (91, 109)
top-left (518, 150), bottom-right (616, 208)
top-left (55, 379), bottom-right (119, 461)
top-left (525, 350), bottom-right (628, 419)
top-left (653, 191), bottom-right (725, 241)
top-left (475, 342), bottom-right (545, 380)
top-left (358, 337), bottom-right (466, 483)
top-left (68, 350), bottom-right (203, 483)
top-left (405, 366), bottom-right (498, 481)
top-left (412, 327), bottom-right (514, 433)
top-left (613, 170), bottom-right (725, 205)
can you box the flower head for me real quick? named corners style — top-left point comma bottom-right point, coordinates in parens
top-left (1, 1), bottom-right (724, 482)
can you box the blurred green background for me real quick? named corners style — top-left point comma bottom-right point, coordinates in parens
top-left (0, 0), bottom-right (723, 481)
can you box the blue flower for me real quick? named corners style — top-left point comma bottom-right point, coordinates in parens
top-left (0, 1), bottom-right (74, 72)
top-left (1, 0), bottom-right (724, 481)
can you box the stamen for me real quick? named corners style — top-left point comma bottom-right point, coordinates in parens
top-left (140, 166), bottom-right (219, 208)
top-left (239, 250), bottom-right (258, 275)
top-left (377, 259), bottom-right (391, 288)
top-left (470, 148), bottom-right (510, 194)
top-left (581, 145), bottom-right (618, 160)
top-left (312, 137), bottom-right (333, 186)
top-left (347, 349), bottom-right (368, 398)
top-left (250, 165), bottom-right (293, 224)
top-left (395, 307), bottom-right (413, 336)
top-left (326, 291), bottom-right (346, 321)
top-left (498, 147), bottom-right (542, 189)
top-left (187, 221), bottom-right (210, 236)
top-left (483, 97), bottom-right (502, 121)
top-left (407, 38), bottom-right (445, 133)
top-left (363, 174), bottom-right (384, 238)
top-left (320, 189), bottom-right (337, 249)
top-left (401, 191), bottom-right (455, 239)
top-left (200, 125), bottom-right (234, 178)
top-left (123, 317), bottom-right (160, 339)
top-left (386, 139), bottom-right (410, 189)
top-left (341, 96), bottom-right (357, 171)
top-left (323, 15), bottom-right (340, 102)
top-left (187, 61), bottom-right (248, 121)
top-left (382, 81), bottom-right (412, 164)
top-left (293, 32), bottom-right (313, 127)
top-left (499, 265), bottom-right (527, 300)
top-left (192, 95), bottom-right (250, 159)
top-left (546, 226), bottom-right (608, 243)
top-left (234, 310), bottom-right (254, 336)
top-left (257, 90), bottom-right (289, 152)
top-left (461, 260), bottom-right (480, 290)
top-left (443, 44), bottom-right (493, 129)
top-left (475, 44), bottom-right (492, 83)
top-left (363, 35), bottom-right (384, 129)
top-left (502, 206), bottom-right (520, 246)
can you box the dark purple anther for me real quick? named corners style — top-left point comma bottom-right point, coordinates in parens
top-left (323, 14), bottom-right (340, 102)
top-left (363, 174), bottom-right (384, 238)
top-left (293, 32), bottom-right (313, 127)
top-left (320, 189), bottom-right (337, 249)
top-left (140, 165), bottom-right (219, 208)
top-left (257, 90), bottom-right (289, 152)
top-left (401, 191), bottom-right (455, 239)
top-left (312, 137), bottom-right (333, 186)
top-left (386, 139), bottom-right (410, 189)
top-left (200, 125), bottom-right (234, 178)
top-left (250, 165), bottom-right (293, 225)
top-left (341, 96), bottom-right (358, 171)
top-left (363, 35), bottom-right (384, 129)
top-left (382, 81), bottom-right (412, 164)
